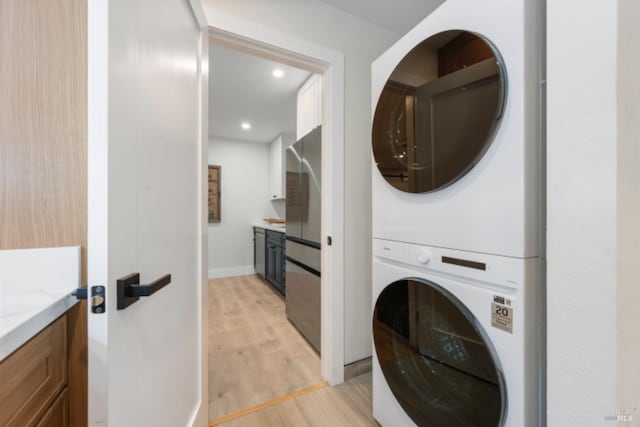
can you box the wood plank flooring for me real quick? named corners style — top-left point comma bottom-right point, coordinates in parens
top-left (208, 275), bottom-right (323, 420)
top-left (216, 373), bottom-right (377, 427)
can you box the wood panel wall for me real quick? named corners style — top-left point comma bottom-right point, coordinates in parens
top-left (0, 0), bottom-right (87, 424)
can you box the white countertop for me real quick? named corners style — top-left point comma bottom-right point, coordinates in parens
top-left (0, 246), bottom-right (80, 361)
top-left (0, 290), bottom-right (77, 361)
top-left (253, 220), bottom-right (286, 233)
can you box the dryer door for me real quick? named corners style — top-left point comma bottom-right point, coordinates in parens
top-left (372, 30), bottom-right (506, 193)
top-left (373, 279), bottom-right (505, 427)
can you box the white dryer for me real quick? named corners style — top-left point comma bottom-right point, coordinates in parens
top-left (371, 0), bottom-right (544, 258)
top-left (372, 239), bottom-right (543, 427)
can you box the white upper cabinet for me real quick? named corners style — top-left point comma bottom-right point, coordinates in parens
top-left (296, 74), bottom-right (322, 139)
top-left (270, 133), bottom-right (295, 200)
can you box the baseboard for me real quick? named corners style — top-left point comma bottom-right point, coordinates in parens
top-left (344, 357), bottom-right (372, 380)
top-left (208, 265), bottom-right (256, 279)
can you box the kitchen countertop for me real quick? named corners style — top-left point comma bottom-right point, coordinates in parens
top-left (0, 246), bottom-right (80, 362)
top-left (253, 220), bottom-right (286, 233)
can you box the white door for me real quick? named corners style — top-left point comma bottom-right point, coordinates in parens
top-left (87, 1), bottom-right (208, 426)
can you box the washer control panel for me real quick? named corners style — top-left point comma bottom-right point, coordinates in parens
top-left (415, 248), bottom-right (431, 264)
top-left (372, 238), bottom-right (533, 289)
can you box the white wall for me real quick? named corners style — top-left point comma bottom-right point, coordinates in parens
top-left (547, 2), bottom-right (618, 426)
top-left (617, 0), bottom-right (640, 418)
top-left (208, 137), bottom-right (279, 278)
top-left (202, 0), bottom-right (403, 364)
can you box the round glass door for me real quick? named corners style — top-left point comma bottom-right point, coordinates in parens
top-left (373, 279), bottom-right (505, 426)
top-left (372, 30), bottom-right (506, 193)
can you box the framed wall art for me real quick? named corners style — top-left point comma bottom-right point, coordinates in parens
top-left (208, 165), bottom-right (221, 223)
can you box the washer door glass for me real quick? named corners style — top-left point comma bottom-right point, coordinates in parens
top-left (373, 279), bottom-right (505, 426)
top-left (372, 30), bottom-right (506, 193)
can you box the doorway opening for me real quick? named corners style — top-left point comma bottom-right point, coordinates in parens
top-left (206, 22), bottom-right (345, 424)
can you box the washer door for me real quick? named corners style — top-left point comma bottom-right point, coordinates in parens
top-left (372, 30), bottom-right (506, 193)
top-left (373, 279), bottom-right (505, 427)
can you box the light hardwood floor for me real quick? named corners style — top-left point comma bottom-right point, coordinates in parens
top-left (209, 275), bottom-right (323, 420)
top-left (216, 373), bottom-right (377, 427)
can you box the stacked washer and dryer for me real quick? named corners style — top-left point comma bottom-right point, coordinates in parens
top-left (370, 0), bottom-right (544, 426)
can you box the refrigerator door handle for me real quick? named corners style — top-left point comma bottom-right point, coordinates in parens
top-left (286, 235), bottom-right (321, 250)
top-left (285, 256), bottom-right (321, 277)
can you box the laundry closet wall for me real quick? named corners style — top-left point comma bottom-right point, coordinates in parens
top-left (547, 1), bottom-right (632, 426)
top-left (201, 0), bottom-right (429, 364)
top-left (617, 0), bottom-right (640, 416)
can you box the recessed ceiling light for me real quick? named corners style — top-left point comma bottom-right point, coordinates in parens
top-left (241, 122), bottom-right (251, 130)
top-left (272, 69), bottom-right (284, 78)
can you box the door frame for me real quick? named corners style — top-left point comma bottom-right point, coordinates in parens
top-left (190, 1), bottom-right (210, 426)
top-left (208, 11), bottom-right (346, 385)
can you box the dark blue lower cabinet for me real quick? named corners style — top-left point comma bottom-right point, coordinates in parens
top-left (254, 227), bottom-right (266, 278)
top-left (265, 230), bottom-right (285, 295)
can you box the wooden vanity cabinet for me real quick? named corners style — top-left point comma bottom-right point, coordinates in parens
top-left (36, 388), bottom-right (69, 427)
top-left (0, 316), bottom-right (68, 427)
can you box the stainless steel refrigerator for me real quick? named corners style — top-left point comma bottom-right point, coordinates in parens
top-left (285, 125), bottom-right (321, 354)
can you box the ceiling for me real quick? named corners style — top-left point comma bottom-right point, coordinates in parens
top-left (209, 44), bottom-right (311, 143)
top-left (209, 0), bottom-right (445, 143)
top-left (317, 0), bottom-right (445, 35)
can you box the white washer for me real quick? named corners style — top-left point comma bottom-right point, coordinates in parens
top-left (371, 0), bottom-right (544, 258)
top-left (372, 239), bottom-right (543, 427)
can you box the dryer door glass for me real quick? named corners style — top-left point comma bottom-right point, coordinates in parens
top-left (373, 279), bottom-right (505, 426)
top-left (372, 30), bottom-right (506, 193)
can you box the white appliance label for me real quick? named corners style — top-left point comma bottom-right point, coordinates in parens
top-left (491, 301), bottom-right (513, 334)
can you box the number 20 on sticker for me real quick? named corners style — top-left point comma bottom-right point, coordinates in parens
top-left (495, 305), bottom-right (511, 317)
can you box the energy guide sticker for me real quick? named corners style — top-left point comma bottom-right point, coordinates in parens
top-left (491, 299), bottom-right (513, 334)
